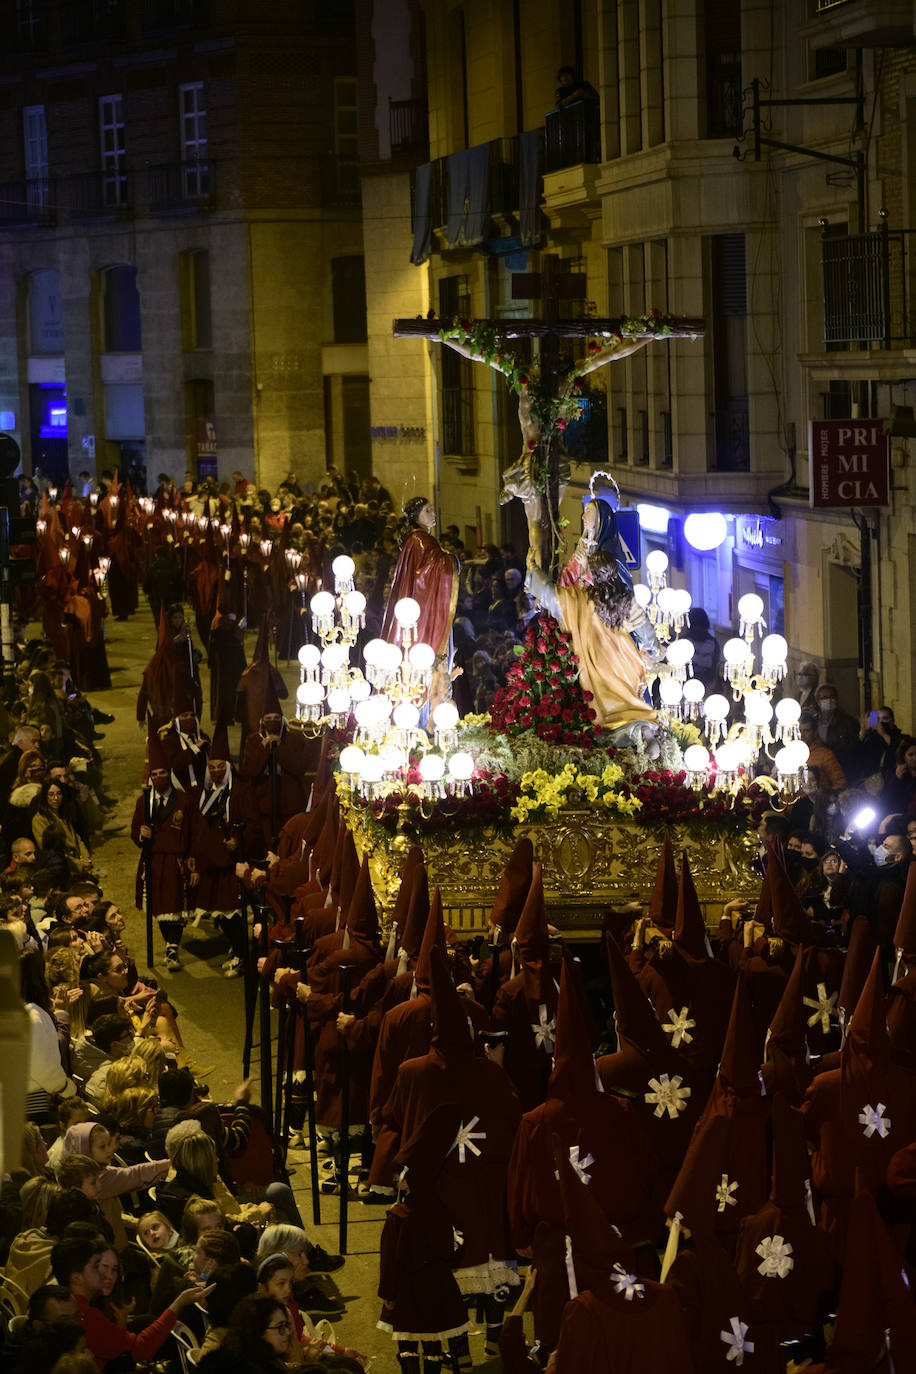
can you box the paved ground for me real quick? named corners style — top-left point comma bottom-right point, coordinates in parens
top-left (79, 603), bottom-right (505, 1371)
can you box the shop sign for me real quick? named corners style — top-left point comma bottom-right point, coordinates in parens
top-left (809, 420), bottom-right (889, 508)
top-left (196, 418), bottom-right (217, 478)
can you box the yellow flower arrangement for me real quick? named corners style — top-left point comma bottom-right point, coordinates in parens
top-left (510, 762), bottom-right (643, 823)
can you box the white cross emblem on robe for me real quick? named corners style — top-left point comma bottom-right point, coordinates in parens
top-left (644, 1073), bottom-right (691, 1120)
top-left (662, 1005), bottom-right (696, 1049)
top-left (610, 1262), bottom-right (644, 1301)
top-left (449, 1116), bottom-right (486, 1163)
top-left (531, 1003), bottom-right (556, 1052)
top-left (715, 1174), bottom-right (739, 1213)
top-left (755, 1234), bottom-right (794, 1278)
top-left (720, 1316), bottom-right (754, 1365)
top-left (568, 1145), bottom-right (594, 1186)
top-left (803, 982), bottom-right (837, 1035)
top-left (859, 1102), bottom-right (891, 1140)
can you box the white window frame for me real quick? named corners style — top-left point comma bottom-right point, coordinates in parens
top-left (179, 82), bottom-right (208, 199)
top-left (99, 94), bottom-right (126, 208)
top-left (23, 103), bottom-right (48, 213)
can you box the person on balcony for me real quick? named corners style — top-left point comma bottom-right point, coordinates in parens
top-left (555, 66), bottom-right (599, 110)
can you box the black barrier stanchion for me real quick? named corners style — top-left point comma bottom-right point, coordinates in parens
top-left (241, 890), bottom-right (256, 1079)
top-left (258, 922), bottom-right (273, 1126)
top-left (271, 938), bottom-right (293, 1146)
top-left (337, 962), bottom-right (355, 1255)
top-left (294, 934), bottom-right (322, 1227)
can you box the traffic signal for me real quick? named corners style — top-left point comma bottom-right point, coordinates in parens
top-left (0, 433), bottom-right (36, 586)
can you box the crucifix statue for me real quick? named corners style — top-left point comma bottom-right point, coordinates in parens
top-left (394, 256), bottom-right (704, 574)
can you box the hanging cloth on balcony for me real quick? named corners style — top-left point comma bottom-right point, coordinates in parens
top-left (446, 143), bottom-right (490, 249)
top-left (410, 161), bottom-right (433, 266)
top-left (519, 129), bottom-right (543, 248)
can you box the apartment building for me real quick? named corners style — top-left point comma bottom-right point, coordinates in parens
top-left (0, 0), bottom-right (367, 491)
top-left (367, 0), bottom-right (916, 724)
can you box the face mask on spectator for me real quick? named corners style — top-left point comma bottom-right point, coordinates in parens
top-left (872, 843), bottom-right (891, 867)
top-left (819, 697), bottom-right (837, 715)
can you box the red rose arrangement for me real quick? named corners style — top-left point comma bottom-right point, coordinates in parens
top-left (619, 769), bottom-right (772, 834)
top-left (489, 615), bottom-right (600, 748)
top-left (355, 768), bottom-right (518, 835)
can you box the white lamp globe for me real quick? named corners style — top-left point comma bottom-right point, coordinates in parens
top-left (344, 590), bottom-right (367, 617)
top-left (723, 636), bottom-right (752, 665)
top-left (774, 746), bottom-right (796, 776)
top-left (666, 638), bottom-right (695, 667)
top-left (380, 641), bottom-right (404, 673)
top-left (632, 582), bottom-right (651, 609)
top-left (321, 642), bottom-right (349, 673)
top-left (447, 751), bottom-right (474, 781)
top-left (672, 587), bottom-right (692, 616)
top-left (338, 745), bottom-right (365, 775)
top-left (418, 753), bottom-right (446, 782)
top-left (683, 744), bottom-right (710, 772)
top-left (761, 633), bottom-right (788, 664)
top-left (774, 697), bottom-right (801, 725)
top-left (656, 586), bottom-right (678, 616)
top-left (782, 740), bottom-right (810, 770)
top-left (743, 691), bottom-right (773, 726)
top-left (353, 700), bottom-right (375, 728)
top-left (433, 701), bottom-right (460, 731)
top-left (332, 554), bottom-right (355, 582)
top-left (394, 596), bottom-right (421, 627)
top-left (309, 591), bottom-right (335, 618)
top-left (659, 677), bottom-right (683, 707)
top-left (296, 681), bottom-right (325, 707)
top-left (297, 643), bottom-right (321, 670)
top-left (349, 677), bottom-right (371, 702)
top-left (684, 511), bottom-right (728, 552)
top-left (408, 642), bottom-right (436, 671)
top-left (326, 687), bottom-right (351, 714)
top-left (715, 742), bottom-right (741, 773)
top-left (363, 638), bottom-right (388, 667)
top-left (645, 549), bottom-right (669, 577)
top-left (704, 693), bottom-right (730, 722)
top-left (380, 744), bottom-right (407, 772)
top-left (393, 702), bottom-right (420, 731)
top-left (737, 592), bottom-right (764, 622)
top-left (360, 754), bottom-right (385, 784)
top-left (368, 694), bottom-right (392, 724)
top-left (683, 677), bottom-right (706, 704)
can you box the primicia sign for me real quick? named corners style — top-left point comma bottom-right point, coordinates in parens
top-left (809, 420), bottom-right (890, 509)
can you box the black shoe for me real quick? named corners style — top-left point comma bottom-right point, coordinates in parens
top-left (93, 709), bottom-right (115, 724)
top-left (360, 1187), bottom-right (395, 1206)
top-left (306, 1243), bottom-right (344, 1274)
top-left (294, 1283), bottom-right (344, 1316)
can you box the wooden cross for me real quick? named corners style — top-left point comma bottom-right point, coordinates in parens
top-left (394, 271), bottom-right (704, 572)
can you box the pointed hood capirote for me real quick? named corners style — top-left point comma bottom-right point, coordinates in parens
top-left (489, 835), bottom-right (534, 935)
top-left (235, 616), bottom-right (287, 737)
top-left (760, 943), bottom-right (811, 1103)
top-left (208, 720), bottom-right (231, 764)
top-left (674, 852), bottom-right (710, 960)
top-left (394, 1100), bottom-right (464, 1197)
top-left (892, 858), bottom-right (916, 958)
top-left (387, 846), bottom-right (424, 958)
top-left (648, 832), bottom-right (678, 931)
top-left (547, 956), bottom-right (601, 1103)
top-left (717, 973), bottom-right (765, 1099)
top-left (512, 862), bottom-right (552, 1003)
top-left (765, 842), bottom-right (811, 946)
top-left (344, 853), bottom-right (380, 949)
top-left (837, 915), bottom-right (877, 1032)
top-left (552, 1132), bottom-right (631, 1295)
top-left (415, 885), bottom-right (447, 992)
top-left (604, 929), bottom-right (670, 1059)
top-left (428, 940), bottom-right (473, 1057)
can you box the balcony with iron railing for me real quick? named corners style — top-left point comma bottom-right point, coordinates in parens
top-left (389, 98), bottom-right (429, 163)
top-left (544, 100), bottom-right (600, 174)
top-left (141, 0), bottom-right (209, 31)
top-left (822, 221), bottom-right (914, 348)
top-left (807, 0), bottom-right (914, 49)
top-left (319, 155), bottom-right (361, 209)
top-left (58, 0), bottom-right (127, 44)
top-left (0, 179), bottom-right (54, 227)
top-left (148, 160), bottom-right (215, 214)
top-left (67, 170), bottom-right (133, 219)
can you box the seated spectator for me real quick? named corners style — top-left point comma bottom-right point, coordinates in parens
top-left (70, 996), bottom-right (123, 1081)
top-left (58, 1120), bottom-right (168, 1249)
top-left (81, 1013), bottom-right (135, 1103)
top-left (50, 1234), bottom-right (210, 1373)
top-left (21, 947), bottom-right (77, 1119)
top-left (2, 1178), bottom-right (61, 1295)
top-left (32, 779), bottom-right (92, 875)
top-left (197, 1262), bottom-right (259, 1358)
top-left (135, 1209), bottom-right (184, 1263)
top-left (150, 1225), bottom-right (240, 1318)
top-left (196, 1294), bottom-right (295, 1374)
top-left (108, 1086), bottom-right (161, 1163)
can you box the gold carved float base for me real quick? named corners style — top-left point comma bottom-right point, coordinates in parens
top-left (341, 801), bottom-right (760, 941)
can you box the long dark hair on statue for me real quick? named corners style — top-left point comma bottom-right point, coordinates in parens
top-left (397, 495), bottom-right (431, 548)
top-left (586, 550), bottom-right (633, 630)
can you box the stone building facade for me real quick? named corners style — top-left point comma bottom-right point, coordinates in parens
top-left (0, 0), bottom-right (366, 492)
top-left (362, 0), bottom-right (916, 726)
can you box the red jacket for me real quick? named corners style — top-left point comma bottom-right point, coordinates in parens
top-left (76, 1292), bottom-right (177, 1370)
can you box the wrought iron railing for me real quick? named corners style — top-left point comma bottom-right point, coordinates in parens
top-left (141, 0), bottom-right (208, 29)
top-left (442, 385), bottom-right (475, 456)
top-left (59, 0), bottom-right (127, 44)
top-left (544, 100), bottom-right (600, 173)
top-left (0, 179), bottom-right (54, 226)
top-left (67, 170), bottom-right (132, 217)
top-left (822, 222), bottom-right (912, 346)
top-left (389, 98), bottom-right (428, 161)
top-left (148, 159), bottom-right (214, 213)
top-left (319, 155), bottom-right (360, 208)
top-left (713, 402), bottom-right (750, 472)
